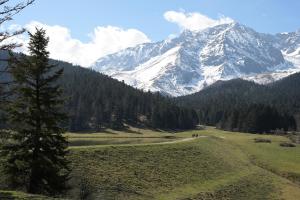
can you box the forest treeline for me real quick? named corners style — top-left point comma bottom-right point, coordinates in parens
top-left (0, 53), bottom-right (198, 131)
top-left (60, 62), bottom-right (198, 130)
top-left (177, 76), bottom-right (300, 133)
top-left (3, 53), bottom-right (300, 133)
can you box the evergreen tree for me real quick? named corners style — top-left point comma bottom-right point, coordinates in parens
top-left (110, 104), bottom-right (123, 129)
top-left (151, 105), bottom-right (162, 128)
top-left (2, 28), bottom-right (70, 195)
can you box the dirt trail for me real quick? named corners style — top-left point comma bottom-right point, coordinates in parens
top-left (155, 136), bottom-right (207, 145)
top-left (69, 136), bottom-right (208, 149)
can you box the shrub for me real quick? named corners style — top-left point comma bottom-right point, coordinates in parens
top-left (164, 135), bottom-right (176, 139)
top-left (279, 142), bottom-right (296, 147)
top-left (287, 133), bottom-right (300, 144)
top-left (254, 138), bottom-right (271, 143)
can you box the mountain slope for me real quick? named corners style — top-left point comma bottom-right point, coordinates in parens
top-left (177, 72), bottom-right (300, 131)
top-left (91, 22), bottom-right (299, 96)
top-left (0, 56), bottom-right (198, 131)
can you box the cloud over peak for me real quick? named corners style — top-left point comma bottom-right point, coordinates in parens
top-left (9, 11), bottom-right (233, 67)
top-left (15, 21), bottom-right (150, 67)
top-left (164, 11), bottom-right (234, 31)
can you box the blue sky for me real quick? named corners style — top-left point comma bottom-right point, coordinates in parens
top-left (13, 0), bottom-right (300, 41)
top-left (9, 0), bottom-right (300, 67)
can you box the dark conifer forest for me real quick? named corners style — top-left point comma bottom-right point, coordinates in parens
top-left (2, 52), bottom-right (300, 133)
top-left (60, 61), bottom-right (198, 131)
top-left (0, 54), bottom-right (199, 131)
top-left (2, 52), bottom-right (300, 134)
top-left (177, 75), bottom-right (300, 133)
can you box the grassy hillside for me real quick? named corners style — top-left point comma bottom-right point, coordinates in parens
top-left (208, 130), bottom-right (300, 185)
top-left (65, 128), bottom-right (300, 200)
top-left (1, 128), bottom-right (299, 199)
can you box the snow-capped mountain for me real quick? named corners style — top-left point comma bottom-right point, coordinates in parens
top-left (91, 22), bottom-right (300, 96)
top-left (276, 29), bottom-right (300, 56)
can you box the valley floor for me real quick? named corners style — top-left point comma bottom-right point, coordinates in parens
top-left (1, 127), bottom-right (300, 199)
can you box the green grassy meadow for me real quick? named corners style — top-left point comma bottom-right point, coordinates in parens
top-left (1, 127), bottom-right (299, 199)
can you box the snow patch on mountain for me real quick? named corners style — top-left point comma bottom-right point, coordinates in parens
top-left (91, 22), bottom-right (300, 96)
top-left (111, 46), bottom-right (180, 93)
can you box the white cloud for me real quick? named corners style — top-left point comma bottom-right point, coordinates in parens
top-left (12, 21), bottom-right (150, 67)
top-left (164, 11), bottom-right (234, 31)
top-left (8, 12), bottom-right (232, 67)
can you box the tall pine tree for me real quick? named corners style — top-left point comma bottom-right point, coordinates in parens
top-left (2, 28), bottom-right (70, 195)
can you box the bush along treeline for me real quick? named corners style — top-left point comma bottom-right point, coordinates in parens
top-left (177, 77), bottom-right (300, 133)
top-left (60, 64), bottom-right (198, 131)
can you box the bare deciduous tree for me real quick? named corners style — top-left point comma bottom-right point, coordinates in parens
top-left (0, 0), bottom-right (34, 103)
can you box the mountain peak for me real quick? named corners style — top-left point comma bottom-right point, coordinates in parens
top-left (91, 22), bottom-right (300, 96)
